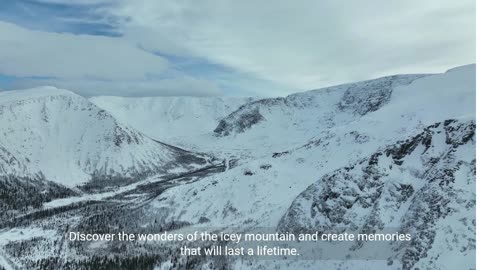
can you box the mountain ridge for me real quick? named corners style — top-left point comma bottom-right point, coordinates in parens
top-left (0, 64), bottom-right (475, 270)
top-left (0, 86), bottom-right (212, 189)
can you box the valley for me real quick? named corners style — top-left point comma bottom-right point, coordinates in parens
top-left (0, 64), bottom-right (475, 270)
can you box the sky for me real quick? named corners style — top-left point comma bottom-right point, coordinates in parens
top-left (0, 0), bottom-right (475, 97)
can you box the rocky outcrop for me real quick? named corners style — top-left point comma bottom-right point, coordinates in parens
top-left (214, 107), bottom-right (265, 136)
top-left (337, 74), bottom-right (428, 115)
top-left (278, 119), bottom-right (475, 269)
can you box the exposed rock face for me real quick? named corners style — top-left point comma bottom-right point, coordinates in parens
top-left (337, 74), bottom-right (428, 115)
top-left (214, 107), bottom-right (265, 136)
top-left (278, 119), bottom-right (475, 269)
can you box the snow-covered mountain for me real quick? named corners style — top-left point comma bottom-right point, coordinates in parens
top-left (0, 87), bottom-right (211, 188)
top-left (147, 65), bottom-right (474, 223)
top-left (127, 65), bottom-right (474, 269)
top-left (213, 74), bottom-right (428, 137)
top-left (0, 141), bottom-right (75, 214)
top-left (279, 119), bottom-right (475, 269)
top-left (90, 96), bottom-right (255, 144)
top-left (0, 65), bottom-right (475, 270)
top-left (202, 66), bottom-right (474, 159)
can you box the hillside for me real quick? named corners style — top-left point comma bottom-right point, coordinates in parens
top-left (90, 96), bottom-right (255, 144)
top-left (0, 87), bottom-right (211, 188)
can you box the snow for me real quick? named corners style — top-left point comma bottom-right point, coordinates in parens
top-left (42, 174), bottom-right (163, 209)
top-left (0, 65), bottom-right (475, 269)
top-left (0, 86), bottom-right (77, 105)
top-left (135, 65), bottom-right (474, 269)
top-left (84, 66), bottom-right (477, 233)
top-left (0, 227), bottom-right (58, 269)
top-left (90, 95), bottom-right (255, 144)
top-left (0, 86), bottom-right (211, 186)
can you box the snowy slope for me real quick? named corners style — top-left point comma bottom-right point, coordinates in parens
top-left (0, 87), bottom-right (211, 187)
top-left (136, 65), bottom-right (475, 269)
top-left (0, 133), bottom-right (76, 213)
top-left (279, 119), bottom-right (475, 269)
top-left (0, 142), bottom-right (38, 179)
top-left (0, 65), bottom-right (475, 270)
top-left (214, 74), bottom-right (428, 136)
top-left (90, 96), bottom-right (255, 144)
top-left (170, 74), bottom-right (429, 160)
top-left (142, 66), bottom-right (475, 221)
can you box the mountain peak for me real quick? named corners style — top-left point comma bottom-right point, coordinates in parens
top-left (0, 86), bottom-right (80, 105)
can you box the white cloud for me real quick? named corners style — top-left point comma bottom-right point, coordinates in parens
top-left (0, 1), bottom-right (474, 96)
top-left (108, 0), bottom-right (475, 90)
top-left (0, 21), bottom-right (169, 80)
top-left (0, 21), bottom-right (222, 96)
top-left (9, 76), bottom-right (222, 97)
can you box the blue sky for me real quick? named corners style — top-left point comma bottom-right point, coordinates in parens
top-left (0, 0), bottom-right (120, 36)
top-left (0, 0), bottom-right (475, 97)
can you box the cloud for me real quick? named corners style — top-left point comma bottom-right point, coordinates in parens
top-left (0, 21), bottom-right (222, 96)
top-left (0, 0), bottom-right (474, 97)
top-left (107, 0), bottom-right (475, 90)
top-left (8, 76), bottom-right (223, 97)
top-left (0, 21), bottom-right (169, 80)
